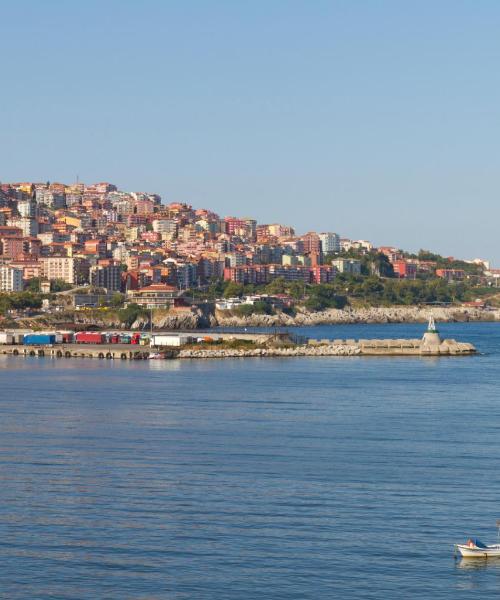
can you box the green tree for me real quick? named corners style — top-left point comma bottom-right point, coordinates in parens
top-left (110, 293), bottom-right (125, 308)
top-left (264, 277), bottom-right (287, 295)
top-left (118, 303), bottom-right (148, 327)
top-left (51, 279), bottom-right (73, 292)
top-left (223, 281), bottom-right (245, 298)
top-left (373, 253), bottom-right (395, 277)
top-left (26, 277), bottom-right (41, 293)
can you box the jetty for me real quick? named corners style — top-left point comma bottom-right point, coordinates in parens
top-left (0, 343), bottom-right (167, 361)
top-left (303, 316), bottom-right (476, 357)
top-left (179, 317), bottom-right (476, 358)
top-left (0, 317), bottom-right (476, 360)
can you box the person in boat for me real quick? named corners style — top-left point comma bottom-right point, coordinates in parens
top-left (466, 538), bottom-right (487, 548)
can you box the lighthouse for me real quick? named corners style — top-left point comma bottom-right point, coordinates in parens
top-left (422, 315), bottom-right (442, 346)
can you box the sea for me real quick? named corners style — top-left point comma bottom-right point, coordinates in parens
top-left (1, 321), bottom-right (500, 599)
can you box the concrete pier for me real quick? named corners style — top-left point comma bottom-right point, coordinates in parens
top-left (180, 338), bottom-right (476, 359)
top-left (0, 334), bottom-right (477, 361)
top-left (0, 344), bottom-right (172, 360)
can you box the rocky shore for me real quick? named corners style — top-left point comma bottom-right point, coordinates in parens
top-left (178, 336), bottom-right (476, 359)
top-left (30, 304), bottom-right (499, 332)
top-left (130, 304), bottom-right (500, 330)
top-left (179, 344), bottom-right (361, 359)
top-left (213, 305), bottom-right (499, 328)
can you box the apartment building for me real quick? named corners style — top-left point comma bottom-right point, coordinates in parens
top-left (0, 265), bottom-right (23, 292)
top-left (319, 232), bottom-right (341, 253)
top-left (40, 257), bottom-right (89, 284)
top-left (90, 264), bottom-right (122, 291)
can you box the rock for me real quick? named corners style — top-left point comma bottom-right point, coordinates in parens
top-left (214, 306), bottom-right (500, 328)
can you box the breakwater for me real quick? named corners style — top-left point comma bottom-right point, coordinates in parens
top-left (0, 336), bottom-right (476, 361)
top-left (179, 337), bottom-right (476, 358)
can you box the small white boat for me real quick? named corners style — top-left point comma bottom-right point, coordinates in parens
top-left (456, 522), bottom-right (500, 558)
top-left (456, 538), bottom-right (500, 558)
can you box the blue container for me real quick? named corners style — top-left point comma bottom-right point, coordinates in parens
top-left (23, 334), bottom-right (56, 345)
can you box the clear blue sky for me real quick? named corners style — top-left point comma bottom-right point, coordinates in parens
top-left (2, 1), bottom-right (500, 262)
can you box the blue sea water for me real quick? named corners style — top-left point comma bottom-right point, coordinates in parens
top-left (1, 322), bottom-right (500, 599)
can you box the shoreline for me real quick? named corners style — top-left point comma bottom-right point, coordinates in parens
top-left (9, 306), bottom-right (499, 333)
top-left (211, 306), bottom-right (499, 329)
top-left (182, 306), bottom-right (500, 330)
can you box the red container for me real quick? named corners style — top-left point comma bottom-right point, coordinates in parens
top-left (109, 335), bottom-right (120, 344)
top-left (75, 332), bottom-right (105, 344)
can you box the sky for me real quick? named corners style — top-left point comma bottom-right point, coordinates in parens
top-left (1, 1), bottom-right (500, 262)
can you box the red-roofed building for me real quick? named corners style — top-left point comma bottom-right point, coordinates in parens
top-left (436, 269), bottom-right (465, 282)
top-left (126, 284), bottom-right (181, 308)
top-left (392, 260), bottom-right (417, 279)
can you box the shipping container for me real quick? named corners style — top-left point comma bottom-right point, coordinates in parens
top-left (0, 332), bottom-right (14, 345)
top-left (151, 335), bottom-right (191, 347)
top-left (75, 332), bottom-right (105, 344)
top-left (23, 334), bottom-right (56, 345)
top-left (12, 332), bottom-right (25, 345)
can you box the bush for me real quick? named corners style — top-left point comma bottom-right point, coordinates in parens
top-left (0, 292), bottom-right (43, 314)
top-left (118, 303), bottom-right (148, 327)
top-left (305, 285), bottom-right (348, 311)
top-left (234, 301), bottom-right (274, 317)
top-left (51, 279), bottom-right (74, 292)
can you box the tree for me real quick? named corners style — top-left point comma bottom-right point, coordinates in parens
top-left (288, 281), bottom-right (306, 300)
top-left (26, 277), bottom-right (41, 293)
top-left (372, 253), bottom-right (394, 278)
top-left (51, 279), bottom-right (73, 292)
top-left (0, 292), bottom-right (43, 315)
top-left (264, 277), bottom-right (287, 295)
top-left (304, 284), bottom-right (348, 311)
top-left (223, 281), bottom-right (244, 298)
top-left (110, 293), bottom-right (124, 308)
top-left (118, 303), bottom-right (148, 327)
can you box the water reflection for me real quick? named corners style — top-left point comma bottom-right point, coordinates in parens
top-left (457, 557), bottom-right (500, 571)
top-left (1, 322), bottom-right (500, 598)
top-left (147, 359), bottom-right (182, 371)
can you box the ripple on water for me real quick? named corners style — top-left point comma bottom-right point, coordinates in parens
top-left (0, 322), bottom-right (499, 598)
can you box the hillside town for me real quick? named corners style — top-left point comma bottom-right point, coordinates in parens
top-left (0, 180), bottom-right (497, 315)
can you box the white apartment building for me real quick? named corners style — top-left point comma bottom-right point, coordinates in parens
top-left (113, 243), bottom-right (129, 263)
top-left (40, 257), bottom-right (89, 284)
top-left (7, 217), bottom-right (38, 237)
top-left (331, 258), bottom-right (362, 275)
top-left (319, 232), bottom-right (341, 253)
top-left (0, 266), bottom-right (23, 292)
top-left (35, 188), bottom-right (66, 209)
top-left (17, 199), bottom-right (37, 218)
top-left (152, 219), bottom-right (178, 239)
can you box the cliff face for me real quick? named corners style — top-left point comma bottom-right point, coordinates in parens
top-left (27, 304), bottom-right (498, 331)
top-left (29, 307), bottom-right (213, 331)
top-left (132, 308), bottom-right (213, 330)
top-left (213, 306), bottom-right (500, 328)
